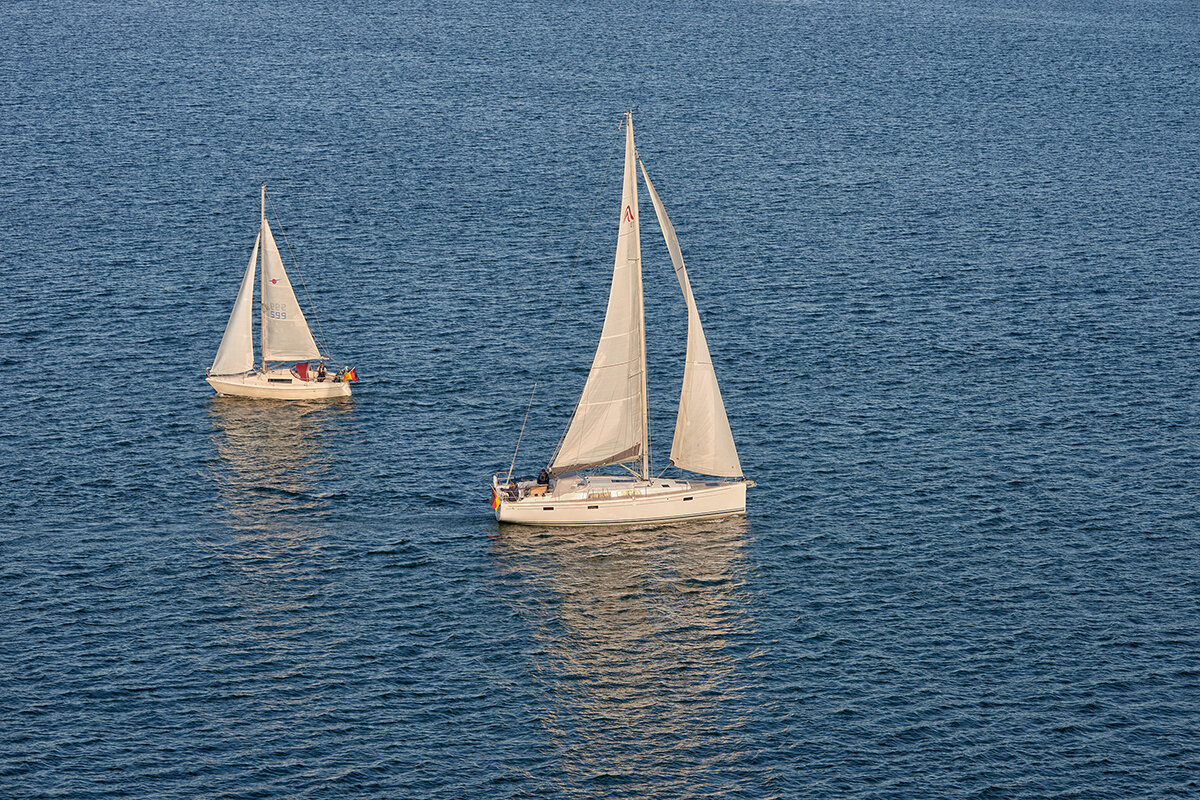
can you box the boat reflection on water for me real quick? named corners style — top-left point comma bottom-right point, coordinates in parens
top-left (492, 517), bottom-right (758, 794)
top-left (206, 396), bottom-right (356, 533)
top-left (201, 398), bottom-right (358, 704)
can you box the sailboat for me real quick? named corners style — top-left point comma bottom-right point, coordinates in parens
top-left (206, 185), bottom-right (356, 400)
top-left (492, 113), bottom-right (750, 525)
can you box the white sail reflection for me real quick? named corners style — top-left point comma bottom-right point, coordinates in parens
top-left (206, 397), bottom-right (355, 534)
top-left (195, 398), bottom-right (361, 713)
top-left (492, 519), bottom-right (757, 794)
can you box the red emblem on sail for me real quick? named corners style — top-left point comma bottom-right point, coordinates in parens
top-left (623, 205), bottom-right (633, 224)
top-left (271, 278), bottom-right (278, 284)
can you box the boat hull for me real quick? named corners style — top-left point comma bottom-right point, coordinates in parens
top-left (207, 370), bottom-right (352, 399)
top-left (492, 476), bottom-right (746, 526)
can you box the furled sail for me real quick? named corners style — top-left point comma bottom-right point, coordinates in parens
top-left (259, 218), bottom-right (323, 363)
top-left (550, 116), bottom-right (648, 476)
top-left (210, 233), bottom-right (260, 375)
top-left (639, 161), bottom-right (742, 478)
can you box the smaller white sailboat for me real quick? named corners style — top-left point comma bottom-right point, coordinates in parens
top-left (492, 113), bottom-right (750, 526)
top-left (206, 185), bottom-right (357, 400)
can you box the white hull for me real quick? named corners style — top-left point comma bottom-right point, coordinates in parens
top-left (207, 369), bottom-right (352, 400)
top-left (492, 475), bottom-right (746, 526)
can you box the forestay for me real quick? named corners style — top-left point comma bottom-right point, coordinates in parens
top-left (259, 218), bottom-right (323, 363)
top-left (210, 233), bottom-right (260, 375)
top-left (550, 118), bottom-right (648, 476)
top-left (639, 162), bottom-right (743, 478)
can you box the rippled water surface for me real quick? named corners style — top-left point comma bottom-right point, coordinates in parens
top-left (2, 1), bottom-right (1199, 797)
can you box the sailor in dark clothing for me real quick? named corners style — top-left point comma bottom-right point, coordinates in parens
top-left (537, 469), bottom-right (550, 485)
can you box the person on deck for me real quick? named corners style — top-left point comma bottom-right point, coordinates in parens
top-left (316, 362), bottom-right (327, 381)
top-left (537, 469), bottom-right (549, 486)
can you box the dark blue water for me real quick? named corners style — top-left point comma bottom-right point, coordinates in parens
top-left (2, 0), bottom-right (1199, 797)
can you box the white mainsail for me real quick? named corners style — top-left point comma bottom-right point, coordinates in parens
top-left (640, 162), bottom-right (743, 478)
top-left (210, 233), bottom-right (260, 375)
top-left (259, 217), bottom-right (323, 364)
top-left (550, 116), bottom-right (649, 477)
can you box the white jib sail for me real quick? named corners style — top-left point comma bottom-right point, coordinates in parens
top-left (210, 233), bottom-right (260, 375)
top-left (551, 115), bottom-right (648, 476)
top-left (639, 161), bottom-right (742, 478)
top-left (259, 217), bottom-right (323, 363)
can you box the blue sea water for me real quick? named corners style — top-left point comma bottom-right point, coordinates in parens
top-left (2, 0), bottom-right (1199, 797)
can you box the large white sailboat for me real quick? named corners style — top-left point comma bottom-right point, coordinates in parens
top-left (206, 186), bottom-right (356, 400)
top-left (492, 113), bottom-right (750, 526)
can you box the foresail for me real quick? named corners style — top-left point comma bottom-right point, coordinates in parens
top-left (210, 233), bottom-right (259, 375)
top-left (259, 219), bottom-right (323, 363)
top-left (550, 116), bottom-right (648, 476)
top-left (639, 161), bottom-right (742, 478)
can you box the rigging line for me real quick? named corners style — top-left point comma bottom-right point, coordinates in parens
top-left (506, 115), bottom-right (625, 482)
top-left (264, 187), bottom-right (335, 361)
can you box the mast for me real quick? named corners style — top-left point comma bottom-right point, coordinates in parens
top-left (260, 183), bottom-right (266, 372)
top-left (628, 112), bottom-right (650, 480)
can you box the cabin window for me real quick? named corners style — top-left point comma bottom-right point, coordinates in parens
top-left (542, 507), bottom-right (554, 511)
top-left (588, 505), bottom-right (598, 510)
top-left (683, 496), bottom-right (693, 501)
top-left (268, 378), bottom-right (293, 383)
